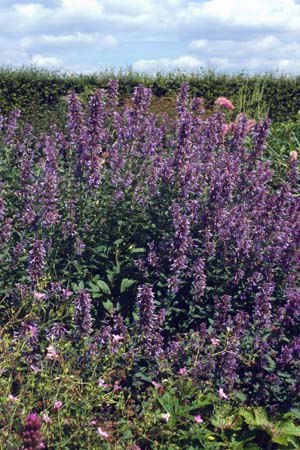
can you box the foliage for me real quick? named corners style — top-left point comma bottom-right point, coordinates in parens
top-left (1, 66), bottom-right (300, 125)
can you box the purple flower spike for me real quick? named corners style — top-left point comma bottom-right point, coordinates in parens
top-left (21, 413), bottom-right (45, 450)
top-left (27, 238), bottom-right (46, 285)
top-left (73, 289), bottom-right (93, 336)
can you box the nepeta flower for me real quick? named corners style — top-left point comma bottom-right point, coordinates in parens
top-left (73, 289), bottom-right (93, 336)
top-left (136, 284), bottom-right (155, 336)
top-left (27, 238), bottom-right (46, 285)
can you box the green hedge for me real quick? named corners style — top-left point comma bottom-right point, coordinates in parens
top-left (0, 66), bottom-right (300, 124)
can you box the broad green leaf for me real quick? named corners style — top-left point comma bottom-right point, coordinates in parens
top-left (96, 280), bottom-right (111, 295)
top-left (120, 278), bottom-right (137, 293)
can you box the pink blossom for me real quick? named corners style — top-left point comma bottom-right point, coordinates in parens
top-left (218, 388), bottom-right (229, 399)
top-left (290, 150), bottom-right (298, 162)
top-left (33, 291), bottom-right (46, 301)
top-left (215, 96), bottom-right (235, 110)
top-left (8, 394), bottom-right (19, 403)
top-left (46, 345), bottom-right (59, 360)
top-left (30, 364), bottom-right (41, 373)
top-left (98, 378), bottom-right (108, 388)
top-left (178, 367), bottom-right (187, 376)
top-left (90, 418), bottom-right (97, 426)
top-left (53, 400), bottom-right (63, 410)
top-left (152, 381), bottom-right (163, 390)
top-left (114, 382), bottom-right (122, 392)
top-left (161, 412), bottom-right (171, 422)
top-left (194, 415), bottom-right (204, 423)
top-left (112, 334), bottom-right (123, 342)
top-left (211, 337), bottom-right (220, 346)
top-left (42, 413), bottom-right (51, 424)
top-left (98, 427), bottom-right (109, 438)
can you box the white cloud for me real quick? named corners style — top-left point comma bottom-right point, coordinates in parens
top-left (132, 55), bottom-right (205, 72)
top-left (21, 32), bottom-right (118, 48)
top-left (30, 54), bottom-right (62, 67)
top-left (0, 0), bottom-right (300, 74)
top-left (178, 0), bottom-right (300, 32)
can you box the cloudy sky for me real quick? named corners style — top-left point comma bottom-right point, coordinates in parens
top-left (1, 0), bottom-right (300, 74)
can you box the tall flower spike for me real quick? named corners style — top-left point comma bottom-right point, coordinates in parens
top-left (136, 284), bottom-right (155, 336)
top-left (27, 238), bottom-right (46, 285)
top-left (21, 413), bottom-right (45, 450)
top-left (73, 289), bottom-right (93, 336)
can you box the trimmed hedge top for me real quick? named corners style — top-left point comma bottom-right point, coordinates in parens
top-left (0, 66), bottom-right (300, 123)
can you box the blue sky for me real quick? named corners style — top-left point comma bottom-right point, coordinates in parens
top-left (1, 0), bottom-right (300, 74)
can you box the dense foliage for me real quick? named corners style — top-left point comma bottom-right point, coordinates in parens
top-left (1, 81), bottom-right (300, 449)
top-left (1, 67), bottom-right (300, 124)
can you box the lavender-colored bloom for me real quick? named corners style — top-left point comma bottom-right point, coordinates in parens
top-left (4, 109), bottom-right (21, 145)
top-left (0, 195), bottom-right (5, 220)
top-left (191, 258), bottom-right (206, 301)
top-left (0, 218), bottom-right (12, 244)
top-left (254, 281), bottom-right (275, 328)
top-left (136, 284), bottom-right (155, 336)
top-left (27, 238), bottom-right (46, 285)
top-left (40, 135), bottom-right (60, 227)
top-left (21, 413), bottom-right (45, 450)
top-left (73, 289), bottom-right (93, 336)
top-left (46, 322), bottom-right (68, 340)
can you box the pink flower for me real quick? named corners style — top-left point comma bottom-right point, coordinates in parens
top-left (98, 378), bottom-right (108, 388)
top-left (98, 427), bottom-right (109, 438)
top-left (33, 291), bottom-right (46, 301)
top-left (215, 96), bottom-right (235, 110)
top-left (8, 394), bottom-right (19, 403)
top-left (46, 345), bottom-right (59, 360)
top-left (90, 418), bottom-right (97, 426)
top-left (112, 334), bottom-right (123, 342)
top-left (30, 364), bottom-right (41, 373)
top-left (152, 381), bottom-right (163, 390)
top-left (34, 292), bottom-right (46, 301)
top-left (53, 400), bottom-right (63, 410)
top-left (218, 388), bottom-right (229, 399)
top-left (42, 413), bottom-right (51, 424)
top-left (290, 150), bottom-right (298, 162)
top-left (194, 415), bottom-right (204, 423)
top-left (114, 382), bottom-right (122, 392)
top-left (211, 337), bottom-right (220, 346)
top-left (161, 412), bottom-right (171, 422)
top-left (178, 367), bottom-right (187, 376)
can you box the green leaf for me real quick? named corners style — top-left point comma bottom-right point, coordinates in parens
top-left (120, 278), bottom-right (137, 293)
top-left (129, 247), bottom-right (146, 254)
top-left (96, 280), bottom-right (111, 295)
top-left (103, 299), bottom-right (114, 312)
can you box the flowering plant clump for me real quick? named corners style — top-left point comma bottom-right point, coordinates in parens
top-left (0, 81), bottom-right (300, 448)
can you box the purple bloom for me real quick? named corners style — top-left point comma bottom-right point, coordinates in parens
top-left (73, 289), bottom-right (93, 336)
top-left (27, 238), bottom-right (46, 285)
top-left (21, 413), bottom-right (45, 450)
top-left (136, 284), bottom-right (155, 336)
